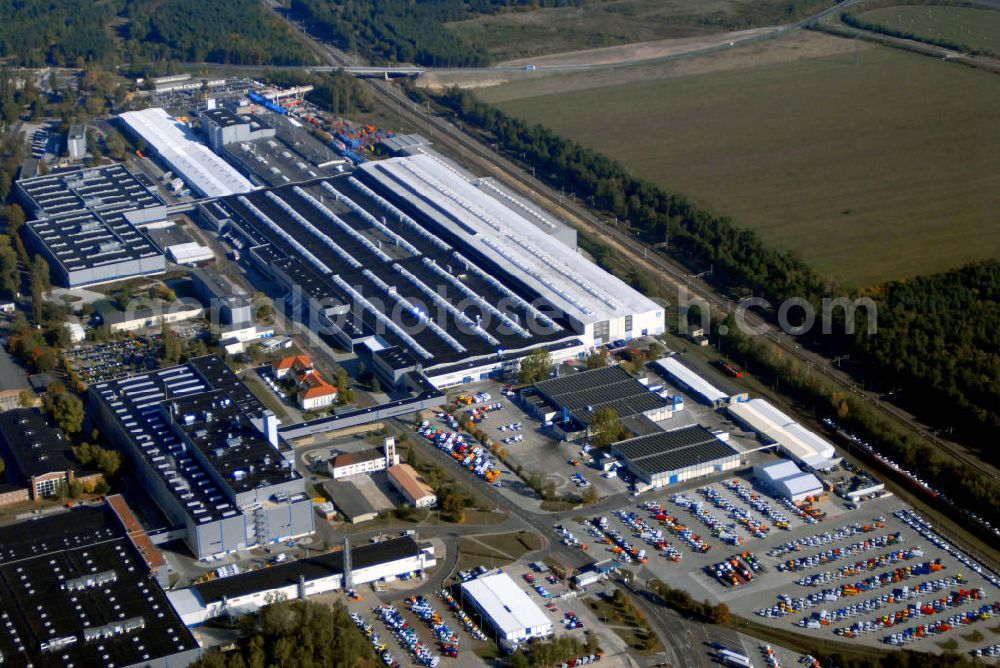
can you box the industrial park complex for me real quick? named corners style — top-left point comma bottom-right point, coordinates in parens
top-left (0, 72), bottom-right (991, 668)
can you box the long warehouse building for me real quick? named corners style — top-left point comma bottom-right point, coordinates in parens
top-left (460, 570), bottom-right (553, 646)
top-left (89, 355), bottom-right (314, 559)
top-left (199, 153), bottom-right (663, 388)
top-left (359, 154), bottom-right (665, 349)
top-left (611, 424), bottom-right (741, 490)
top-left (728, 398), bottom-right (838, 470)
top-left (168, 536), bottom-right (435, 626)
top-left (119, 107), bottom-right (257, 198)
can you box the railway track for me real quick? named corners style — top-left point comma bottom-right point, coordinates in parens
top-left (278, 5), bottom-right (995, 481)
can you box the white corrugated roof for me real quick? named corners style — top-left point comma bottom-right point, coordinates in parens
top-left (785, 423), bottom-right (836, 462)
top-left (779, 471), bottom-right (823, 497)
top-left (360, 155), bottom-right (661, 326)
top-left (756, 459), bottom-right (802, 484)
top-left (729, 399), bottom-right (836, 468)
top-left (655, 356), bottom-right (727, 403)
top-left (119, 108), bottom-right (256, 198)
top-left (461, 571), bottom-right (551, 636)
top-left (168, 242), bottom-right (214, 264)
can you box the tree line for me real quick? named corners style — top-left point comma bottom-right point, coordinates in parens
top-left (0, 0), bottom-right (315, 68)
top-left (849, 260), bottom-right (1000, 455)
top-left (191, 600), bottom-right (378, 668)
top-left (123, 0), bottom-right (316, 66)
top-left (289, 0), bottom-right (584, 67)
top-left (840, 10), bottom-right (998, 59)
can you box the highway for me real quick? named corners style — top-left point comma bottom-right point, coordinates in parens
top-left (291, 0), bottom-right (861, 77)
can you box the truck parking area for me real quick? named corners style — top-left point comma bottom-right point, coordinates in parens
top-left (436, 381), bottom-right (630, 502)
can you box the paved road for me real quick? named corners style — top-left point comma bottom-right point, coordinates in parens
top-left (265, 0), bottom-right (861, 78)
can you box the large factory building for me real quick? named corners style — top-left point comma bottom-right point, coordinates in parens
top-left (89, 355), bottom-right (313, 559)
top-left (15, 164), bottom-right (167, 287)
top-left (198, 151), bottom-right (663, 389)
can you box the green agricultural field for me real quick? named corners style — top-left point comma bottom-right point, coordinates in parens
top-left (856, 4), bottom-right (1000, 56)
top-left (446, 0), bottom-right (836, 63)
top-left (485, 46), bottom-right (1000, 286)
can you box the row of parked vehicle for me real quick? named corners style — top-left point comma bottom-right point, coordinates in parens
top-left (833, 587), bottom-right (986, 637)
top-left (638, 502), bottom-right (711, 554)
top-left (609, 511), bottom-right (668, 563)
top-left (408, 596), bottom-right (460, 657)
top-left (673, 493), bottom-right (744, 546)
top-left (971, 643), bottom-right (1000, 658)
top-left (795, 551), bottom-right (933, 587)
top-left (758, 576), bottom-right (964, 619)
top-left (699, 487), bottom-right (769, 538)
top-left (710, 552), bottom-right (761, 587)
top-left (767, 518), bottom-right (887, 558)
top-left (350, 611), bottom-right (400, 668)
top-left (895, 509), bottom-right (1000, 589)
top-left (373, 604), bottom-right (441, 666)
top-left (439, 589), bottom-right (487, 641)
top-left (465, 403), bottom-right (503, 424)
top-left (418, 417), bottom-right (501, 484)
top-left (776, 532), bottom-right (905, 573)
top-left (881, 601), bottom-right (1000, 646)
top-left (456, 392), bottom-right (493, 405)
top-left (723, 480), bottom-right (796, 528)
top-left (563, 611), bottom-right (585, 630)
top-left (553, 523), bottom-right (584, 549)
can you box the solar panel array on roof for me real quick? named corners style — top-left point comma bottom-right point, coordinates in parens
top-left (91, 355), bottom-right (296, 524)
top-left (534, 366), bottom-right (671, 426)
top-left (612, 425), bottom-right (740, 477)
top-left (16, 164), bottom-right (167, 286)
top-left (18, 164), bottom-right (163, 218)
top-left (28, 209), bottom-right (163, 274)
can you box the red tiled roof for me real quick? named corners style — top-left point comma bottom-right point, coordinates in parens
top-left (273, 354), bottom-right (312, 372)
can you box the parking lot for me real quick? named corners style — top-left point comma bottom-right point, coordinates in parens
top-left (433, 381), bottom-right (630, 506)
top-left (67, 337), bottom-right (161, 384)
top-left (583, 480), bottom-right (1000, 656)
top-left (340, 583), bottom-right (493, 668)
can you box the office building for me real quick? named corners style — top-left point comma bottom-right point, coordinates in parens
top-left (328, 438), bottom-right (398, 480)
top-left (191, 267), bottom-right (254, 325)
top-left (0, 408), bottom-right (103, 506)
top-left (200, 108), bottom-right (275, 151)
